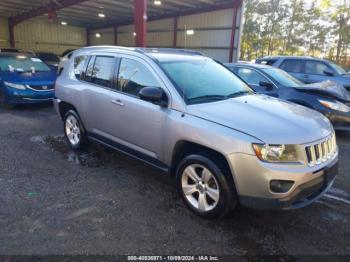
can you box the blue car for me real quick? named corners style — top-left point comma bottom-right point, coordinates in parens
top-left (0, 53), bottom-right (57, 108)
top-left (226, 63), bottom-right (350, 131)
top-left (255, 56), bottom-right (350, 92)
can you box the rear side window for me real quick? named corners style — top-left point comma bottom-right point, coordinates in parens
top-left (74, 55), bottom-right (88, 79)
top-left (90, 56), bottom-right (115, 88)
top-left (117, 58), bottom-right (160, 96)
top-left (280, 59), bottom-right (303, 73)
top-left (304, 60), bottom-right (333, 75)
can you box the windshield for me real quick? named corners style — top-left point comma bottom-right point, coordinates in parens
top-left (0, 55), bottom-right (51, 72)
top-left (159, 57), bottom-right (253, 105)
top-left (329, 62), bottom-right (348, 75)
top-left (262, 68), bottom-right (303, 87)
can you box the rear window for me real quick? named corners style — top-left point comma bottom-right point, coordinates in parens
top-left (37, 53), bottom-right (59, 62)
top-left (74, 55), bottom-right (88, 79)
top-left (257, 59), bottom-right (277, 66)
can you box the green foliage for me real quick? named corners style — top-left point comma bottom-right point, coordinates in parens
top-left (240, 0), bottom-right (350, 68)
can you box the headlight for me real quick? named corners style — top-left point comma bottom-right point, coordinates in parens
top-left (4, 81), bottom-right (27, 90)
top-left (252, 144), bottom-right (299, 163)
top-left (318, 99), bottom-right (350, 113)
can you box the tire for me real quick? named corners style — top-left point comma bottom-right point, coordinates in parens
top-left (176, 154), bottom-right (238, 219)
top-left (63, 110), bottom-right (88, 150)
top-left (0, 92), bottom-right (13, 109)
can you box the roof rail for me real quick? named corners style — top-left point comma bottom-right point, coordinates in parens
top-left (78, 45), bottom-right (204, 57)
top-left (139, 48), bottom-right (203, 56)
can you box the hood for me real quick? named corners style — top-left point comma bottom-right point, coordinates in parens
top-left (0, 70), bottom-right (57, 85)
top-left (295, 80), bottom-right (350, 102)
top-left (187, 94), bottom-right (332, 145)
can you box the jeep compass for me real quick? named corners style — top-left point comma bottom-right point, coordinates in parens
top-left (54, 46), bottom-right (338, 218)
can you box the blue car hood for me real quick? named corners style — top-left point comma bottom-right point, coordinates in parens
top-left (0, 71), bottom-right (57, 85)
top-left (295, 80), bottom-right (350, 102)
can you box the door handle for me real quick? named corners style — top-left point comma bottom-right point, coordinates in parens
top-left (111, 99), bottom-right (124, 106)
top-left (303, 74), bottom-right (309, 78)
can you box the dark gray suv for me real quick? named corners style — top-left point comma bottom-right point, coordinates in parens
top-left (256, 56), bottom-right (350, 92)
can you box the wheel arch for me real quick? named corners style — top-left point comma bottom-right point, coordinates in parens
top-left (58, 101), bottom-right (78, 119)
top-left (170, 140), bottom-right (233, 182)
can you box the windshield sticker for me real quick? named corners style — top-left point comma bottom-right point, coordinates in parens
top-left (31, 58), bottom-right (43, 62)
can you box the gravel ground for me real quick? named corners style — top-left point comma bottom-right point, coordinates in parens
top-left (0, 104), bottom-right (349, 256)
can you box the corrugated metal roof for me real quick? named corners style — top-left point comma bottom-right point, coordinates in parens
top-left (0, 0), bottom-right (233, 28)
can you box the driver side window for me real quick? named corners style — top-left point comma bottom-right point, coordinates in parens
top-left (117, 58), bottom-right (161, 97)
top-left (237, 68), bottom-right (270, 86)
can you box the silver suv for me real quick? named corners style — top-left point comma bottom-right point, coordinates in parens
top-left (54, 46), bottom-right (338, 218)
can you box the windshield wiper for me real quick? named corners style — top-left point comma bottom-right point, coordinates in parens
top-left (187, 95), bottom-right (227, 104)
top-left (227, 91), bottom-right (252, 98)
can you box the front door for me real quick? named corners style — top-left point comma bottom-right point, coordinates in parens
top-left (236, 67), bottom-right (278, 96)
top-left (104, 55), bottom-right (169, 162)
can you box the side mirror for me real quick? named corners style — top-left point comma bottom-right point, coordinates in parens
top-left (324, 70), bottom-right (334, 76)
top-left (139, 86), bottom-right (168, 107)
top-left (259, 81), bottom-right (274, 90)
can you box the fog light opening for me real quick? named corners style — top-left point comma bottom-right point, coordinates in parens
top-left (270, 180), bottom-right (294, 193)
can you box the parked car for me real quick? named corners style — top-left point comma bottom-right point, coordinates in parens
top-left (0, 52), bottom-right (57, 108)
top-left (61, 49), bottom-right (76, 58)
top-left (226, 63), bottom-right (350, 131)
top-left (36, 52), bottom-right (60, 71)
top-left (58, 50), bottom-right (75, 74)
top-left (54, 46), bottom-right (338, 218)
top-left (256, 56), bottom-right (350, 92)
top-left (0, 48), bottom-right (35, 56)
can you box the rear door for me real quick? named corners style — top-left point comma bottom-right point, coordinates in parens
top-left (78, 54), bottom-right (121, 135)
top-left (279, 59), bottom-right (305, 82)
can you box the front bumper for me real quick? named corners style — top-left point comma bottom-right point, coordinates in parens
top-left (3, 86), bottom-right (55, 104)
top-left (228, 153), bottom-right (338, 210)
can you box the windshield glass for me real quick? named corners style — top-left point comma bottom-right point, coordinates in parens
top-left (262, 67), bottom-right (303, 87)
top-left (159, 57), bottom-right (253, 104)
top-left (0, 55), bottom-right (51, 72)
top-left (329, 62), bottom-right (348, 75)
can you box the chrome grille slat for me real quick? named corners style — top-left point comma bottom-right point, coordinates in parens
top-left (305, 133), bottom-right (337, 167)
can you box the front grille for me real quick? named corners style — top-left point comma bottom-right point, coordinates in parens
top-left (27, 84), bottom-right (54, 91)
top-left (305, 133), bottom-right (337, 167)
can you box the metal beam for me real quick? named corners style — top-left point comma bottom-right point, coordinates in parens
top-left (114, 26), bottom-right (118, 45)
top-left (8, 19), bottom-right (15, 47)
top-left (86, 28), bottom-right (90, 46)
top-left (229, 0), bottom-right (243, 62)
top-left (133, 0), bottom-right (147, 47)
top-left (10, 0), bottom-right (88, 26)
top-left (173, 17), bottom-right (178, 48)
top-left (89, 1), bottom-right (238, 31)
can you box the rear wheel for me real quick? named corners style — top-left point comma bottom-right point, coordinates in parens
top-left (64, 110), bottom-right (88, 150)
top-left (176, 154), bottom-right (237, 218)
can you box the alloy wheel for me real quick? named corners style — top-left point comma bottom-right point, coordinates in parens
top-left (181, 164), bottom-right (220, 212)
top-left (65, 115), bottom-right (81, 146)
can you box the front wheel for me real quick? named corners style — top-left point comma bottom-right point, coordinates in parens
top-left (176, 154), bottom-right (238, 219)
top-left (64, 110), bottom-right (88, 150)
top-left (0, 92), bottom-right (13, 109)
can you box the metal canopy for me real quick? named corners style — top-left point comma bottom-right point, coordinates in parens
top-left (1, 0), bottom-right (236, 28)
